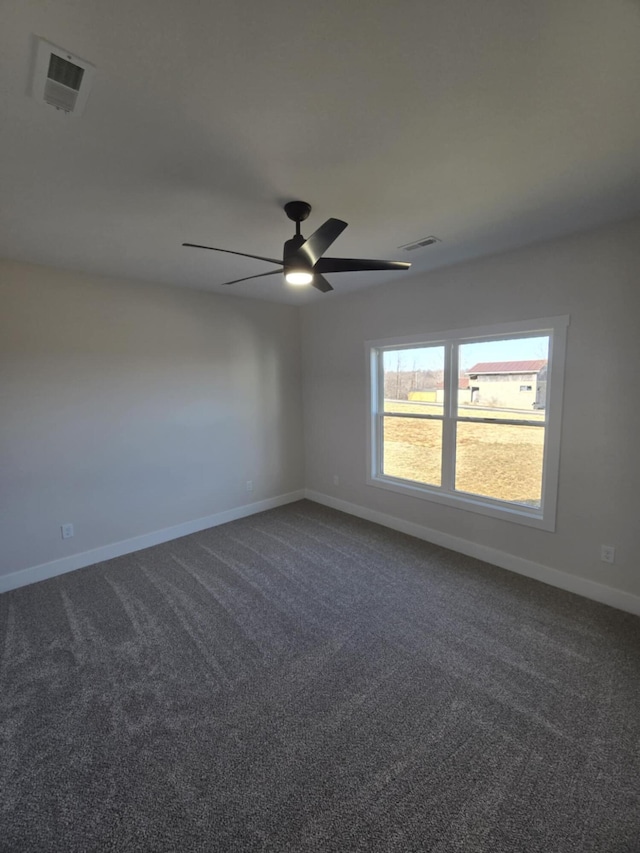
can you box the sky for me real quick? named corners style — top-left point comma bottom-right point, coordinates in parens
top-left (383, 336), bottom-right (549, 372)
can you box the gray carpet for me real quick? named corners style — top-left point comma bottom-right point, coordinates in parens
top-left (1, 500), bottom-right (639, 852)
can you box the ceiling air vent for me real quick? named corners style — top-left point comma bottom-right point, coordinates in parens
top-left (32, 38), bottom-right (95, 116)
top-left (398, 236), bottom-right (442, 251)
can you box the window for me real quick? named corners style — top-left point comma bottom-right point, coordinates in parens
top-left (367, 316), bottom-right (568, 530)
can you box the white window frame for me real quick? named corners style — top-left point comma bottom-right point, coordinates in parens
top-left (366, 316), bottom-right (569, 531)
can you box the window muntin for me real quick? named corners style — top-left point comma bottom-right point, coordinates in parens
top-left (368, 318), bottom-right (568, 530)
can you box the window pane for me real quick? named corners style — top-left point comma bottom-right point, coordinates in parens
top-left (459, 336), bottom-right (549, 420)
top-left (382, 346), bottom-right (445, 414)
top-left (455, 422), bottom-right (544, 507)
top-left (382, 416), bottom-right (442, 487)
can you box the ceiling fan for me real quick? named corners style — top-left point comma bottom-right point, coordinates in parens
top-left (183, 201), bottom-right (411, 293)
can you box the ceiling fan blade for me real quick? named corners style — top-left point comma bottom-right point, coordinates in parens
top-left (297, 218), bottom-right (348, 266)
top-left (310, 274), bottom-right (334, 293)
top-left (315, 257), bottom-right (411, 274)
top-left (221, 271), bottom-right (282, 286)
top-left (183, 243), bottom-right (283, 266)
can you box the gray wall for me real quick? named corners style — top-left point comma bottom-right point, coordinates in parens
top-left (0, 260), bottom-right (304, 577)
top-left (301, 217), bottom-right (640, 599)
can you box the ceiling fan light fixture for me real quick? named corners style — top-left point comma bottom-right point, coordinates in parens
top-left (285, 270), bottom-right (313, 286)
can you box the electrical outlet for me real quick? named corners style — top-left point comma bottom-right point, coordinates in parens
top-left (61, 523), bottom-right (74, 540)
top-left (600, 544), bottom-right (615, 564)
top-left (246, 480), bottom-right (253, 493)
top-left (333, 474), bottom-right (339, 486)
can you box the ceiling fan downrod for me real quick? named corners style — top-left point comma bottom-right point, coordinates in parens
top-left (283, 200), bottom-right (312, 237)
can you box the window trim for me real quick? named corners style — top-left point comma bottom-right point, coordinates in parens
top-left (366, 316), bottom-right (569, 531)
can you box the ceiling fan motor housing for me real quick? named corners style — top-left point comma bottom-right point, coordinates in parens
top-left (283, 234), bottom-right (312, 274)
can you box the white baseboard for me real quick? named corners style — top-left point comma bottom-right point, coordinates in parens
top-left (305, 489), bottom-right (640, 618)
top-left (5, 487), bottom-right (639, 618)
top-left (0, 490), bottom-right (305, 594)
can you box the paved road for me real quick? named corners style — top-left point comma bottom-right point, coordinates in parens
top-left (385, 399), bottom-right (544, 417)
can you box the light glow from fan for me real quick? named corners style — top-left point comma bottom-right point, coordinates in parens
top-left (285, 271), bottom-right (313, 286)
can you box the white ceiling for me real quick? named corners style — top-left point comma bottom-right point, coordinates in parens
top-left (1, 0), bottom-right (639, 304)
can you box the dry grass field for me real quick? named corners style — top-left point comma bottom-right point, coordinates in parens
top-left (383, 401), bottom-right (545, 506)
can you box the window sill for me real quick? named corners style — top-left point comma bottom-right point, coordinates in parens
top-left (367, 474), bottom-right (555, 531)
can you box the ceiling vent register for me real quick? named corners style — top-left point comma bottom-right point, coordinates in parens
top-left (32, 38), bottom-right (95, 116)
top-left (398, 236), bottom-right (441, 251)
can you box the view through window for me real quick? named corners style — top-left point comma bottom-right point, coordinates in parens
top-left (369, 318), bottom-right (568, 528)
